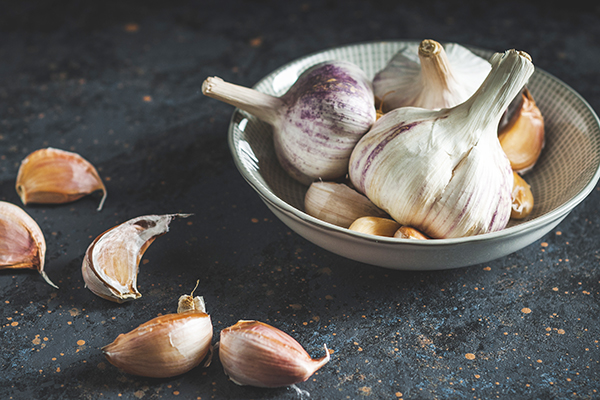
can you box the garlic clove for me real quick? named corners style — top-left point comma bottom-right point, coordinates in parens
top-left (511, 171), bottom-right (534, 219)
top-left (177, 280), bottom-right (206, 313)
top-left (203, 60), bottom-right (376, 185)
top-left (350, 50), bottom-right (534, 238)
top-left (218, 320), bottom-right (330, 388)
top-left (348, 216), bottom-right (401, 237)
top-left (0, 201), bottom-right (57, 288)
top-left (81, 213), bottom-right (191, 303)
top-left (498, 88), bottom-right (545, 174)
top-left (304, 181), bottom-right (388, 228)
top-left (393, 226), bottom-right (429, 240)
top-left (102, 311), bottom-right (213, 378)
top-left (373, 39), bottom-right (491, 112)
top-left (16, 147), bottom-right (107, 211)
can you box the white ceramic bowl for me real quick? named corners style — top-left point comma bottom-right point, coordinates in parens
top-left (227, 40), bottom-right (600, 270)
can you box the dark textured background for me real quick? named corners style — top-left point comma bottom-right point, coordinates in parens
top-left (1, 1), bottom-right (599, 399)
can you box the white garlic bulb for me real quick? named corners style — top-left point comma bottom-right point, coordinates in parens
top-left (350, 49), bottom-right (534, 239)
top-left (373, 39), bottom-right (491, 111)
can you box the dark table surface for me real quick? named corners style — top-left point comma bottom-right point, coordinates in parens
top-left (1, 1), bottom-right (599, 399)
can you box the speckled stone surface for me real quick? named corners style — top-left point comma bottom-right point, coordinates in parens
top-left (1, 1), bottom-right (599, 399)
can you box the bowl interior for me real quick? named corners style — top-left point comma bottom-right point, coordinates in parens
top-left (229, 41), bottom-right (600, 239)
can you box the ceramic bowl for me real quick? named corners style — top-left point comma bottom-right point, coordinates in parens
top-left (227, 40), bottom-right (600, 270)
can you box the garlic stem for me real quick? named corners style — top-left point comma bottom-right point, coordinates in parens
top-left (464, 51), bottom-right (533, 131)
top-left (202, 77), bottom-right (283, 126)
top-left (418, 39), bottom-right (457, 94)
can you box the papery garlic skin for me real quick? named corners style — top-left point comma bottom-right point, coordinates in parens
top-left (373, 39), bottom-right (491, 112)
top-left (81, 213), bottom-right (191, 303)
top-left (203, 61), bottom-right (376, 185)
top-left (16, 147), bottom-right (107, 211)
top-left (350, 50), bottom-right (534, 239)
top-left (0, 201), bottom-right (57, 288)
top-left (219, 320), bottom-right (330, 388)
top-left (103, 311), bottom-right (213, 378)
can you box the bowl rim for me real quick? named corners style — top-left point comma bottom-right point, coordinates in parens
top-left (228, 39), bottom-right (600, 247)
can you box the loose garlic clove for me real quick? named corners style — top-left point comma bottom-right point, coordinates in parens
top-left (394, 226), bottom-right (429, 240)
top-left (177, 280), bottom-right (206, 313)
top-left (511, 171), bottom-right (534, 219)
top-left (0, 201), bottom-right (57, 288)
top-left (218, 320), bottom-right (330, 388)
top-left (16, 148), bottom-right (107, 211)
top-left (348, 216), bottom-right (401, 237)
top-left (304, 181), bottom-right (388, 228)
top-left (81, 213), bottom-right (191, 303)
top-left (102, 310), bottom-right (213, 378)
top-left (498, 88), bottom-right (545, 174)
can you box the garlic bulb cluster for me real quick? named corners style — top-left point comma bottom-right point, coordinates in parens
top-left (102, 287), bottom-right (213, 378)
top-left (81, 213), bottom-right (191, 303)
top-left (218, 320), bottom-right (330, 388)
top-left (16, 147), bottom-right (107, 211)
top-left (203, 60), bottom-right (376, 185)
top-left (0, 201), bottom-right (57, 288)
top-left (349, 50), bottom-right (535, 239)
top-left (372, 39), bottom-right (491, 111)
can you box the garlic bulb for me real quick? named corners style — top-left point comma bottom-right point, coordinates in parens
top-left (373, 39), bottom-right (491, 112)
top-left (498, 88), bottom-right (545, 174)
top-left (218, 320), bottom-right (330, 388)
top-left (202, 61), bottom-right (376, 185)
top-left (511, 171), bottom-right (534, 219)
top-left (0, 201), bottom-right (57, 288)
top-left (102, 310), bottom-right (213, 378)
top-left (16, 147), bottom-right (107, 211)
top-left (350, 49), bottom-right (534, 239)
top-left (81, 213), bottom-right (191, 303)
top-left (304, 181), bottom-right (388, 228)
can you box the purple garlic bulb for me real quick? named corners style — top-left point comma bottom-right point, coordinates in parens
top-left (203, 61), bottom-right (376, 185)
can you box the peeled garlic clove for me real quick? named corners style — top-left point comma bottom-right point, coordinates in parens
top-left (202, 60), bottom-right (376, 185)
top-left (373, 39), bottom-right (491, 111)
top-left (498, 88), bottom-right (545, 174)
top-left (81, 213), bottom-right (191, 303)
top-left (394, 226), bottom-right (429, 240)
top-left (0, 201), bottom-right (57, 288)
top-left (219, 320), bottom-right (330, 388)
top-left (350, 50), bottom-right (534, 238)
top-left (103, 310), bottom-right (213, 378)
top-left (511, 171), bottom-right (534, 219)
top-left (348, 216), bottom-right (401, 237)
top-left (304, 181), bottom-right (388, 228)
top-left (16, 147), bottom-right (107, 211)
